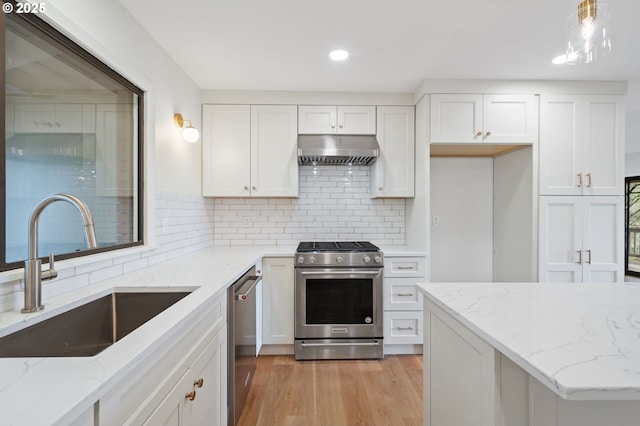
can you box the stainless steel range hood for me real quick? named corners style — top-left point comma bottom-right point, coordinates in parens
top-left (297, 134), bottom-right (379, 166)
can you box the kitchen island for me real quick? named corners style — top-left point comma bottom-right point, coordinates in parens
top-left (417, 282), bottom-right (640, 426)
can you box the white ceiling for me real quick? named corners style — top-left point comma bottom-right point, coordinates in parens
top-left (119, 0), bottom-right (640, 93)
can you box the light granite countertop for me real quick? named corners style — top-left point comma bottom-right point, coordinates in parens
top-left (0, 244), bottom-right (425, 425)
top-left (417, 282), bottom-right (640, 401)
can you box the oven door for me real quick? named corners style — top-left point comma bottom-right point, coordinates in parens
top-left (295, 267), bottom-right (383, 339)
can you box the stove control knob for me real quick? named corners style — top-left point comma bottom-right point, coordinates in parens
top-left (297, 256), bottom-right (305, 264)
top-left (363, 255), bottom-right (371, 263)
top-left (336, 255), bottom-right (344, 263)
top-left (374, 256), bottom-right (382, 263)
top-left (309, 256), bottom-right (316, 264)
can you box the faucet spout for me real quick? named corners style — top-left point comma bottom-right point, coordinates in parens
top-left (22, 193), bottom-right (98, 313)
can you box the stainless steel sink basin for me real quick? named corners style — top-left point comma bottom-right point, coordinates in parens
top-left (0, 291), bottom-right (191, 357)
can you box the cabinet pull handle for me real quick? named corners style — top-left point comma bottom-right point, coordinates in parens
top-left (586, 173), bottom-right (592, 188)
top-left (339, 123), bottom-right (344, 128)
top-left (397, 293), bottom-right (414, 297)
top-left (397, 326), bottom-right (414, 330)
top-left (194, 378), bottom-right (204, 388)
top-left (331, 123), bottom-right (336, 128)
top-left (243, 186), bottom-right (249, 190)
top-left (378, 187), bottom-right (383, 191)
top-left (252, 186), bottom-right (257, 190)
top-left (577, 250), bottom-right (583, 265)
top-left (475, 131), bottom-right (482, 136)
top-left (485, 131), bottom-right (491, 137)
top-left (585, 249), bottom-right (592, 264)
top-left (396, 266), bottom-right (414, 270)
top-left (185, 390), bottom-right (196, 401)
top-left (577, 173), bottom-right (583, 188)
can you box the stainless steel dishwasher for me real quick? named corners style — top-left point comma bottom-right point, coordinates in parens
top-left (227, 265), bottom-right (261, 426)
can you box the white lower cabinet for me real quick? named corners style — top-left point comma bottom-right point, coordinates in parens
top-left (141, 327), bottom-right (226, 425)
top-left (99, 293), bottom-right (227, 426)
top-left (539, 195), bottom-right (624, 283)
top-left (383, 255), bottom-right (426, 354)
top-left (260, 257), bottom-right (295, 353)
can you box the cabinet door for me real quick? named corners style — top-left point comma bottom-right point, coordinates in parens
top-left (337, 105), bottom-right (376, 134)
top-left (143, 327), bottom-right (227, 426)
top-left (425, 300), bottom-right (498, 426)
top-left (539, 196), bottom-right (583, 283)
top-left (539, 95), bottom-right (583, 196)
top-left (583, 95), bottom-right (624, 196)
top-left (371, 106), bottom-right (415, 198)
top-left (54, 104), bottom-right (84, 133)
top-left (582, 196), bottom-right (624, 283)
top-left (202, 105), bottom-right (251, 197)
top-left (430, 94), bottom-right (483, 143)
top-left (250, 105), bottom-right (298, 197)
top-left (298, 105), bottom-right (336, 134)
top-left (95, 103), bottom-right (134, 196)
top-left (261, 257), bottom-right (295, 345)
top-left (482, 94), bottom-right (537, 144)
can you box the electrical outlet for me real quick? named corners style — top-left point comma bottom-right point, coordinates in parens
top-left (432, 216), bottom-right (440, 227)
top-left (242, 217), bottom-right (251, 227)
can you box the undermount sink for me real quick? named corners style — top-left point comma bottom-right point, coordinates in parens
top-left (0, 290), bottom-right (192, 358)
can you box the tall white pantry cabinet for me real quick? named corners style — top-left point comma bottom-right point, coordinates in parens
top-left (538, 95), bottom-right (625, 283)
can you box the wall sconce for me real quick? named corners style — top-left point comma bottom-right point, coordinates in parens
top-left (174, 113), bottom-right (200, 143)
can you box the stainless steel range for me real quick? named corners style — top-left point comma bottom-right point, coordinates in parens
top-left (294, 241), bottom-right (384, 360)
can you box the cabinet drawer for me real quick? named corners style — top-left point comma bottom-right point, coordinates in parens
top-left (384, 278), bottom-right (423, 311)
top-left (384, 256), bottom-right (426, 278)
top-left (384, 311), bottom-right (423, 344)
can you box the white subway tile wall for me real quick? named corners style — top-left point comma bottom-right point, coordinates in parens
top-left (0, 166), bottom-right (407, 312)
top-left (212, 165), bottom-right (406, 246)
top-left (0, 191), bottom-right (215, 313)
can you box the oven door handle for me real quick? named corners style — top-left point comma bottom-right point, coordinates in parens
top-left (300, 341), bottom-right (381, 347)
top-left (299, 270), bottom-right (382, 276)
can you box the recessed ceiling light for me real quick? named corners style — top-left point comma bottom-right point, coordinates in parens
top-left (329, 49), bottom-right (349, 61)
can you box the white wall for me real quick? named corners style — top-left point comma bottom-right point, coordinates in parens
top-left (430, 157), bottom-right (494, 282)
top-left (626, 80), bottom-right (640, 176)
top-left (45, 0), bottom-right (202, 196)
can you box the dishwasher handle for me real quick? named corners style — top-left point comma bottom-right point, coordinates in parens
top-left (234, 275), bottom-right (262, 301)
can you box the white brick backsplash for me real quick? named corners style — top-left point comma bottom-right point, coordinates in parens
top-left (212, 165), bottom-right (405, 246)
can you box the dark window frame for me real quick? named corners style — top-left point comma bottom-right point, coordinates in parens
top-left (625, 176), bottom-right (640, 278)
top-left (1, 2), bottom-right (145, 272)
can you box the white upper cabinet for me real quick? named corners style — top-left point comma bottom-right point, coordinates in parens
top-left (538, 195), bottom-right (623, 283)
top-left (250, 105), bottom-right (298, 197)
top-left (430, 94), bottom-right (537, 144)
top-left (371, 106), bottom-right (415, 198)
top-left (202, 104), bottom-right (251, 197)
top-left (13, 103), bottom-right (94, 133)
top-left (298, 105), bottom-right (376, 134)
top-left (539, 95), bottom-right (624, 196)
top-left (202, 104), bottom-right (298, 197)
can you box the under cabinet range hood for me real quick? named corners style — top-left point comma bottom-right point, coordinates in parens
top-left (297, 134), bottom-right (380, 166)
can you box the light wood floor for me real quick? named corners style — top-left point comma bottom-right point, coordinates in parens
top-left (237, 354), bottom-right (423, 426)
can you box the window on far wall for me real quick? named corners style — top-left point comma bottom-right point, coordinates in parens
top-left (1, 4), bottom-right (144, 272)
top-left (626, 176), bottom-right (640, 277)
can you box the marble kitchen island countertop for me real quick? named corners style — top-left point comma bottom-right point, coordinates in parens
top-left (417, 281), bottom-right (640, 401)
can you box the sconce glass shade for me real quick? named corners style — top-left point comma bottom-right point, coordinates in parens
top-left (174, 113), bottom-right (200, 143)
top-left (182, 126), bottom-right (200, 143)
top-left (565, 0), bottom-right (612, 65)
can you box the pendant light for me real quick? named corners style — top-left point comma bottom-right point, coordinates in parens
top-left (565, 0), bottom-right (612, 65)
